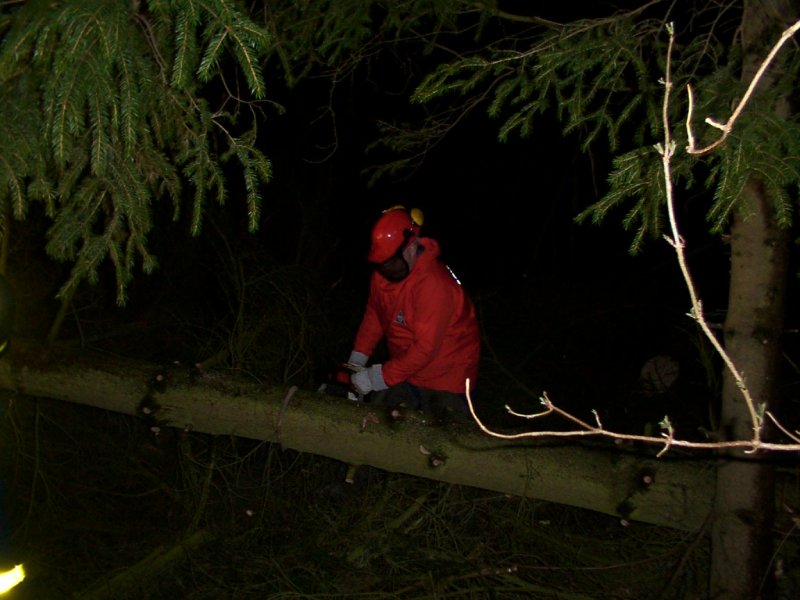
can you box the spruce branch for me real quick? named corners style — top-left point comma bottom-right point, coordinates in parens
top-left (0, 0), bottom-right (273, 306)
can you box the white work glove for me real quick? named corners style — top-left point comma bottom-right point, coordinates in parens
top-left (347, 350), bottom-right (368, 369)
top-left (351, 364), bottom-right (388, 395)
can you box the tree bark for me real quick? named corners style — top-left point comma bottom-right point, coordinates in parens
top-left (0, 340), bottom-right (716, 531)
top-left (710, 3), bottom-right (795, 597)
top-left (711, 184), bottom-right (789, 598)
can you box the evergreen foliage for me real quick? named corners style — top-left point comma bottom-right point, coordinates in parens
top-left (249, 0), bottom-right (468, 92)
top-left (0, 0), bottom-right (485, 303)
top-left (2, 0), bottom-right (800, 299)
top-left (0, 0), bottom-right (272, 303)
top-left (380, 5), bottom-right (800, 250)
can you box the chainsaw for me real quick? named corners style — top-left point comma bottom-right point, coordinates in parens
top-left (317, 362), bottom-right (365, 403)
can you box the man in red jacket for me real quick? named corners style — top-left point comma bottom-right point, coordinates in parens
top-left (347, 206), bottom-right (480, 422)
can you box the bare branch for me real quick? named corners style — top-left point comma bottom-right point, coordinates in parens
top-left (660, 25), bottom-right (760, 439)
top-left (686, 18), bottom-right (800, 156)
top-left (465, 380), bottom-right (800, 452)
top-left (766, 411), bottom-right (800, 444)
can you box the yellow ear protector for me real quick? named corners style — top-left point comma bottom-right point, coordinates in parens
top-left (383, 205), bottom-right (424, 228)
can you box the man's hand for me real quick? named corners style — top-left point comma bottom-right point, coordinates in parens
top-left (348, 350), bottom-right (369, 368)
top-left (351, 364), bottom-right (388, 395)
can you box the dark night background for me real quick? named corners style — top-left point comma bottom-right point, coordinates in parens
top-left (3, 0), bottom-right (769, 433)
top-left (1, 2), bottom-right (800, 597)
top-left (13, 78), bottom-right (733, 430)
top-left (33, 56), bottom-right (746, 431)
top-left (6, 14), bottom-right (793, 434)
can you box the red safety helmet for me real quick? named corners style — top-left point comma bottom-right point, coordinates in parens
top-left (367, 206), bottom-right (423, 264)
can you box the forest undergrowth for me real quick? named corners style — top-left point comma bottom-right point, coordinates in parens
top-left (0, 252), bottom-right (798, 598)
top-left (4, 394), bottom-right (798, 600)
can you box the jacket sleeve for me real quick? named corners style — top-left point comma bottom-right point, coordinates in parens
top-left (381, 274), bottom-right (452, 386)
top-left (352, 279), bottom-right (384, 358)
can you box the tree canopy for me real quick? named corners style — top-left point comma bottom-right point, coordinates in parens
top-left (0, 0), bottom-right (272, 303)
top-left (3, 0), bottom-right (798, 304)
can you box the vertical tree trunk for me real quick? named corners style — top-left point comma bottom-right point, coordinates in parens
top-left (710, 4), bottom-right (795, 597)
top-left (711, 181), bottom-right (789, 598)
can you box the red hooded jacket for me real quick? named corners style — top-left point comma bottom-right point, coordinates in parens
top-left (353, 238), bottom-right (480, 394)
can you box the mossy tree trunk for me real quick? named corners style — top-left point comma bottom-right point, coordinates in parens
top-left (0, 340), bottom-right (718, 532)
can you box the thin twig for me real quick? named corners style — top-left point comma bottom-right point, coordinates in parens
top-left (660, 22), bottom-right (762, 444)
top-left (686, 18), bottom-right (800, 156)
top-left (465, 380), bottom-right (800, 452)
top-left (766, 411), bottom-right (800, 444)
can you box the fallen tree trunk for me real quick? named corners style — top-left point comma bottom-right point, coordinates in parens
top-left (0, 341), bottom-right (715, 530)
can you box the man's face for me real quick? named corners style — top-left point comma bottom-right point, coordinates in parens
top-left (376, 254), bottom-right (409, 281)
top-left (375, 239), bottom-right (418, 282)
